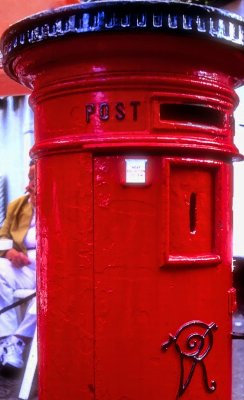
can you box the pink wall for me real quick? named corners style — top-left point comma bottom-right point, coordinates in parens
top-left (0, 0), bottom-right (79, 95)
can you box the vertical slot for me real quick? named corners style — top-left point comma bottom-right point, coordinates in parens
top-left (189, 192), bottom-right (197, 234)
top-left (168, 163), bottom-right (216, 260)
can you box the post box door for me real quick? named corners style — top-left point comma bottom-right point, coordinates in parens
top-left (93, 155), bottom-right (232, 400)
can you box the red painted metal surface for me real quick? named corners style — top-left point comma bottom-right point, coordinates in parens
top-left (1, 2), bottom-right (244, 399)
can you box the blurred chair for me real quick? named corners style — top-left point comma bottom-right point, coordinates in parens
top-left (0, 175), bottom-right (6, 227)
top-left (13, 289), bottom-right (37, 400)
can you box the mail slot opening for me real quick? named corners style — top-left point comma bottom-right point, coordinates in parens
top-left (160, 103), bottom-right (224, 128)
top-left (189, 192), bottom-right (197, 234)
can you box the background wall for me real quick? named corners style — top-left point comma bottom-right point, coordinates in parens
top-left (0, 95), bottom-right (33, 224)
top-left (233, 86), bottom-right (244, 257)
top-left (0, 0), bottom-right (80, 96)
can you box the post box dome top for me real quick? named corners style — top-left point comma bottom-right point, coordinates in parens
top-left (1, 1), bottom-right (244, 52)
top-left (1, 0), bottom-right (244, 81)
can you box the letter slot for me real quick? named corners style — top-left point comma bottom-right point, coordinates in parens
top-left (163, 158), bottom-right (222, 266)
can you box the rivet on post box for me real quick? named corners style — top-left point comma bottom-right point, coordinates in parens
top-left (1, 1), bottom-right (244, 399)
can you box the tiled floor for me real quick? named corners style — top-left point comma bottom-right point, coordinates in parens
top-left (0, 363), bottom-right (37, 400)
top-left (0, 338), bottom-right (37, 400)
top-left (0, 313), bottom-right (243, 400)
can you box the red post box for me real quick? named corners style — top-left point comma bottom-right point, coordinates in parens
top-left (1, 1), bottom-right (244, 398)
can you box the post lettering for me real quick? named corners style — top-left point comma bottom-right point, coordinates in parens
top-left (86, 104), bottom-right (95, 123)
top-left (130, 101), bottom-right (141, 121)
top-left (115, 102), bottom-right (125, 121)
top-left (100, 103), bottom-right (109, 121)
top-left (84, 100), bottom-right (141, 123)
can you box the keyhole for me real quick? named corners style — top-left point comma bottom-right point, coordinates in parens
top-left (189, 192), bottom-right (197, 234)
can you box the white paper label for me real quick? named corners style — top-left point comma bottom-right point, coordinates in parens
top-left (125, 159), bottom-right (147, 183)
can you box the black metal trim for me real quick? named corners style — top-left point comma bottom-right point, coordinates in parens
top-left (161, 320), bottom-right (218, 397)
top-left (1, 0), bottom-right (244, 64)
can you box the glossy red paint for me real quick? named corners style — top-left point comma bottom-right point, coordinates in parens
top-left (2, 2), bottom-right (244, 399)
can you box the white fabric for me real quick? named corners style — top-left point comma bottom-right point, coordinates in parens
top-left (0, 250), bottom-right (36, 338)
top-left (24, 213), bottom-right (36, 250)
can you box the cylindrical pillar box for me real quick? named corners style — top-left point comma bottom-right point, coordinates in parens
top-left (1, 2), bottom-right (244, 399)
